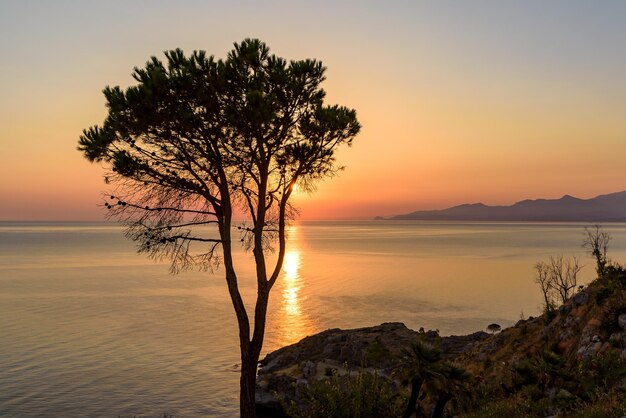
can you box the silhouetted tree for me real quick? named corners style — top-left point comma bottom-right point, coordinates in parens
top-left (431, 362), bottom-right (471, 418)
top-left (486, 323), bottom-right (501, 334)
top-left (78, 39), bottom-right (360, 418)
top-left (582, 224), bottom-right (611, 279)
top-left (535, 261), bottom-right (557, 313)
top-left (398, 341), bottom-right (471, 418)
top-left (534, 255), bottom-right (582, 310)
top-left (548, 255), bottom-right (581, 304)
top-left (399, 340), bottom-right (442, 418)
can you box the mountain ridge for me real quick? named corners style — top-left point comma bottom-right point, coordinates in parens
top-left (388, 190), bottom-right (626, 221)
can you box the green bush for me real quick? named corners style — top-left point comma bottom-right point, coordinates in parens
top-left (363, 338), bottom-right (391, 367)
top-left (594, 287), bottom-right (612, 305)
top-left (569, 388), bottom-right (626, 418)
top-left (282, 368), bottom-right (405, 418)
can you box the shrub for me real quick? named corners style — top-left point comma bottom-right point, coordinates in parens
top-left (364, 338), bottom-right (391, 367)
top-left (282, 368), bottom-right (405, 418)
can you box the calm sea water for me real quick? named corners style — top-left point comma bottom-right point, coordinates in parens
top-left (2, 221), bottom-right (626, 417)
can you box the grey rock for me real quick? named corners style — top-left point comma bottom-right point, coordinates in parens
top-left (301, 360), bottom-right (316, 378)
top-left (573, 291), bottom-right (589, 306)
top-left (563, 315), bottom-right (580, 327)
top-left (577, 341), bottom-right (603, 358)
top-left (546, 387), bottom-right (558, 400)
top-left (609, 332), bottom-right (626, 349)
top-left (556, 389), bottom-right (575, 400)
top-left (618, 313), bottom-right (626, 331)
top-left (322, 343), bottom-right (339, 357)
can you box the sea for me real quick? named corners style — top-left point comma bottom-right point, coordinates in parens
top-left (2, 220), bottom-right (626, 417)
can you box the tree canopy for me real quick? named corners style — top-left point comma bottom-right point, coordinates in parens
top-left (79, 38), bottom-right (359, 271)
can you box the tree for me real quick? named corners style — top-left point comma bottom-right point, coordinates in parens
top-left (486, 323), bottom-right (501, 334)
top-left (548, 255), bottom-right (581, 304)
top-left (430, 362), bottom-right (471, 418)
top-left (399, 340), bottom-right (443, 418)
top-left (534, 261), bottom-right (556, 313)
top-left (534, 255), bottom-right (582, 311)
top-left (397, 341), bottom-right (471, 418)
top-left (77, 39), bottom-right (360, 418)
top-left (582, 224), bottom-right (611, 279)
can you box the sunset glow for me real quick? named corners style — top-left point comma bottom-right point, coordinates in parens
top-left (3, 4), bottom-right (626, 416)
top-left (1, 1), bottom-right (626, 221)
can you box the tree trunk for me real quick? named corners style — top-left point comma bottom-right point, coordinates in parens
top-left (240, 349), bottom-right (259, 418)
top-left (431, 392), bottom-right (451, 418)
top-left (402, 377), bottom-right (423, 418)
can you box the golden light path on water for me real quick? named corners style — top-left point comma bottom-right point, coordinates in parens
top-left (282, 250), bottom-right (301, 316)
top-left (274, 224), bottom-right (316, 347)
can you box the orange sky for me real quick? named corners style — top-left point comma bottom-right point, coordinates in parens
top-left (1, 1), bottom-right (625, 220)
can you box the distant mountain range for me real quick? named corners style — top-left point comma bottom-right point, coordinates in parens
top-left (387, 191), bottom-right (626, 222)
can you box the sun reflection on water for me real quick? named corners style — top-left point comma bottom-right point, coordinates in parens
top-left (282, 251), bottom-right (301, 315)
top-left (273, 224), bottom-right (317, 347)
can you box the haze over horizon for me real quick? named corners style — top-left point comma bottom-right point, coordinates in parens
top-left (2, 1), bottom-right (626, 221)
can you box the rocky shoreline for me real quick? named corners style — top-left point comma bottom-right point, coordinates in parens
top-left (256, 322), bottom-right (489, 415)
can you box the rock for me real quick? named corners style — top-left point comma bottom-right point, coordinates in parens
top-left (579, 318), bottom-right (602, 350)
top-left (618, 313), bottom-right (626, 331)
top-left (424, 330), bottom-right (440, 338)
top-left (546, 387), bottom-right (558, 400)
top-left (322, 343), bottom-right (339, 357)
top-left (563, 315), bottom-right (579, 328)
top-left (600, 342), bottom-right (611, 354)
top-left (301, 360), bottom-right (316, 378)
top-left (256, 380), bottom-right (289, 418)
top-left (256, 322), bottom-right (489, 413)
top-left (439, 331), bottom-right (488, 357)
top-left (591, 335), bottom-right (601, 343)
top-left (556, 388), bottom-right (575, 400)
top-left (573, 291), bottom-right (589, 306)
top-left (257, 322), bottom-right (426, 412)
top-left (577, 341), bottom-right (603, 358)
top-left (559, 304), bottom-right (572, 315)
top-left (609, 332), bottom-right (626, 349)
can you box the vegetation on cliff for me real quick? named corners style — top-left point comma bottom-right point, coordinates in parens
top-left (458, 264), bottom-right (626, 417)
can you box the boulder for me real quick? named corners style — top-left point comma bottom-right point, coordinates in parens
top-left (301, 360), bottom-right (316, 378)
top-left (573, 291), bottom-right (589, 306)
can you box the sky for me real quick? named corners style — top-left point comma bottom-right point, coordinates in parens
top-left (1, 0), bottom-right (625, 220)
